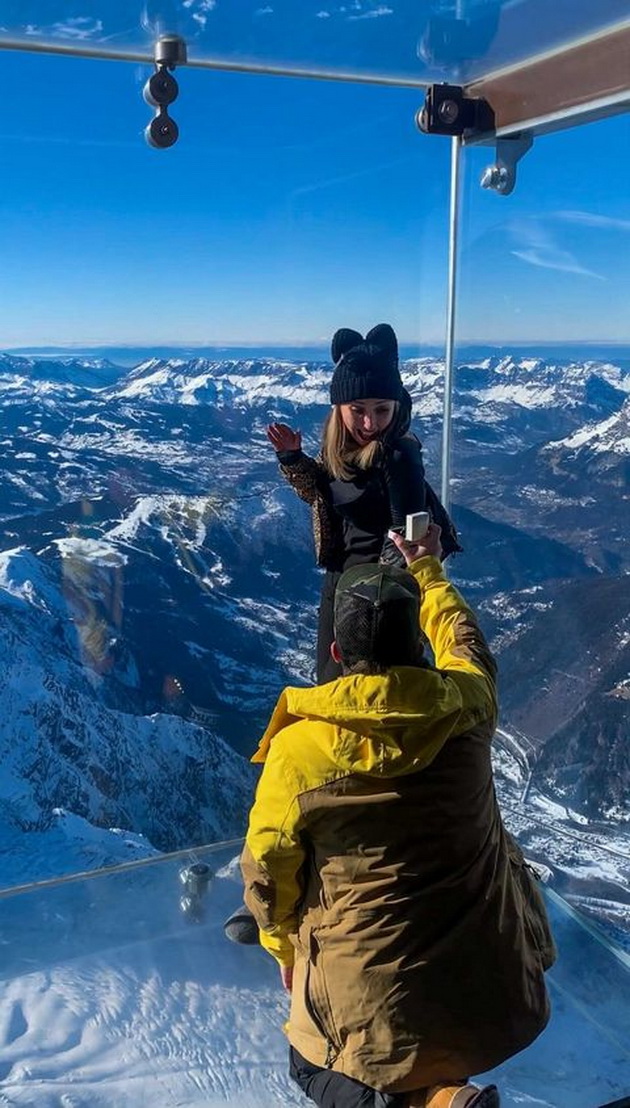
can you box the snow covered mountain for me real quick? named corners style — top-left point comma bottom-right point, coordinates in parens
top-left (0, 541), bottom-right (256, 888)
top-left (0, 346), bottom-right (628, 918)
top-left (553, 393), bottom-right (630, 452)
top-left (0, 352), bottom-right (124, 390)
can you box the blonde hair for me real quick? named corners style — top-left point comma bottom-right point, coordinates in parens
top-left (321, 405), bottom-right (399, 481)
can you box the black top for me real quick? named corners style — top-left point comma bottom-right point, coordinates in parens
top-left (328, 467), bottom-right (392, 570)
top-left (328, 434), bottom-right (427, 571)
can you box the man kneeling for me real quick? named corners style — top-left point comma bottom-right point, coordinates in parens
top-left (241, 524), bottom-right (555, 1108)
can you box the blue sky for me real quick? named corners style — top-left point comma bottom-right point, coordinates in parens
top-left (0, 44), bottom-right (628, 348)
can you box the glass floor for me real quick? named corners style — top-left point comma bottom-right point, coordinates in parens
top-left (0, 840), bottom-right (628, 1107)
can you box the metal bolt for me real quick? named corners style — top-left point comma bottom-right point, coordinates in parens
top-left (480, 164), bottom-right (510, 193)
top-left (437, 98), bottom-right (460, 125)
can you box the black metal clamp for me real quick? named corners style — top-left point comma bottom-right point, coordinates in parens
top-left (416, 83), bottom-right (494, 139)
top-left (416, 83), bottom-right (534, 196)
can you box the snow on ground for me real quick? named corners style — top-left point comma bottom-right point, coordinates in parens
top-left (547, 405), bottom-right (630, 455)
top-left (480, 384), bottom-right (559, 408)
top-left (54, 537), bottom-right (128, 569)
top-left (0, 838), bottom-right (628, 1106)
top-left (105, 496), bottom-right (218, 548)
top-left (0, 547), bottom-right (68, 614)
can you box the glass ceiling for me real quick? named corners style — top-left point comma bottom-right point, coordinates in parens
top-left (0, 0), bottom-right (628, 85)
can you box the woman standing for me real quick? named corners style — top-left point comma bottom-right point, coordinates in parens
top-left (268, 323), bottom-right (460, 682)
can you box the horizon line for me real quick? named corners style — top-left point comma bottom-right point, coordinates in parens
top-left (3, 338), bottom-right (630, 352)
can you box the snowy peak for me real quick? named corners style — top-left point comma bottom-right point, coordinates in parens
top-left (2, 350), bottom-right (628, 426)
top-left (115, 356), bottom-right (332, 407)
top-left (0, 352), bottom-right (123, 389)
top-left (0, 545), bottom-right (69, 616)
top-left (548, 397), bottom-right (630, 455)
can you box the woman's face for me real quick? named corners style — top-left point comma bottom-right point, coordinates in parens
top-left (340, 398), bottom-right (396, 446)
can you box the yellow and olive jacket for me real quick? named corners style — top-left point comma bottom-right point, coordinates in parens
top-left (241, 557), bottom-right (555, 1092)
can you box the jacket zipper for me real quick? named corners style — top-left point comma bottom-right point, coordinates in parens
top-left (324, 1039), bottom-right (338, 1068)
top-left (304, 954), bottom-right (340, 1068)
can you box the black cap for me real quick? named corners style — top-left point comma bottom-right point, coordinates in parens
top-left (333, 563), bottom-right (420, 669)
top-left (330, 323), bottom-right (403, 406)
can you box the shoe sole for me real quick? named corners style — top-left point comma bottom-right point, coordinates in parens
top-left (224, 921), bottom-right (260, 945)
top-left (469, 1088), bottom-right (500, 1108)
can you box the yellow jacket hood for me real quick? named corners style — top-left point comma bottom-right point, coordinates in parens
top-left (252, 666), bottom-right (485, 777)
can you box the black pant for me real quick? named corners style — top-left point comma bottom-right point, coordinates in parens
top-left (290, 1047), bottom-right (406, 1108)
top-left (317, 571), bottom-right (343, 683)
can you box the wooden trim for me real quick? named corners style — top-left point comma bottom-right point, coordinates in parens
top-left (465, 20), bottom-right (630, 138)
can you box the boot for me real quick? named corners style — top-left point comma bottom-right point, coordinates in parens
top-left (223, 903), bottom-right (260, 945)
top-left (409, 1083), bottom-right (500, 1108)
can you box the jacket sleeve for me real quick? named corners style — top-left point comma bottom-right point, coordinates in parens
top-left (412, 556), bottom-right (497, 727)
top-left (381, 433), bottom-right (427, 530)
top-left (240, 743), bottom-right (306, 968)
top-left (276, 449), bottom-right (328, 508)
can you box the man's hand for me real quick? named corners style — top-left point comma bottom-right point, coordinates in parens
top-left (267, 423), bottom-right (302, 452)
top-left (280, 964), bottom-right (294, 993)
top-left (388, 522), bottom-right (443, 565)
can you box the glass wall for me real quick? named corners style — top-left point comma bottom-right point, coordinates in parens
top-left (0, 841), bottom-right (301, 1107)
top-left (0, 45), bottom-right (451, 882)
top-left (450, 112), bottom-right (630, 947)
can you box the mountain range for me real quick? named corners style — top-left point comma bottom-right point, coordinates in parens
top-left (0, 346), bottom-right (628, 913)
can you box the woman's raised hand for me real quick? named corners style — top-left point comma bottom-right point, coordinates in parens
top-left (267, 422), bottom-right (302, 452)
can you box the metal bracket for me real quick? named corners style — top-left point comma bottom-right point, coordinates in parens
top-left (179, 861), bottom-right (212, 923)
top-left (480, 133), bottom-right (534, 196)
top-left (144, 34), bottom-right (187, 149)
top-left (416, 83), bottom-right (495, 139)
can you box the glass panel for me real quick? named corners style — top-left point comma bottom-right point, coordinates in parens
top-left (0, 0), bottom-right (628, 83)
top-left (0, 47), bottom-right (450, 876)
top-left (483, 891), bottom-right (630, 1105)
top-left (450, 107), bottom-right (630, 1093)
top-left (0, 847), bottom-right (628, 1106)
top-left (0, 841), bottom-right (303, 1107)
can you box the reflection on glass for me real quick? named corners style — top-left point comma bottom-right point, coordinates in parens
top-left (60, 504), bottom-right (125, 675)
top-left (451, 118), bottom-right (630, 948)
top-left (0, 0), bottom-right (628, 83)
top-left (0, 849), bottom-right (627, 1106)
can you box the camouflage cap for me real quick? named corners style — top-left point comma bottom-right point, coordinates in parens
top-left (333, 563), bottom-right (421, 670)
